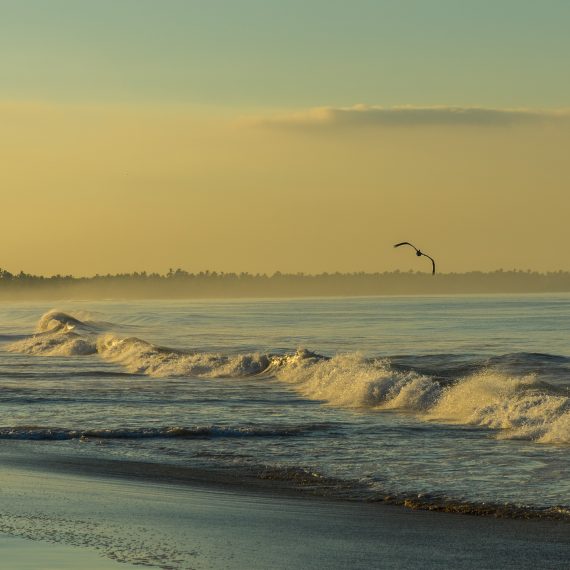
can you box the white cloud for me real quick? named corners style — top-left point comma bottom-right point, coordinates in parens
top-left (248, 105), bottom-right (570, 129)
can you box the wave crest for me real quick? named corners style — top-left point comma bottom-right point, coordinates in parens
top-left (7, 331), bottom-right (97, 356)
top-left (274, 352), bottom-right (440, 409)
top-left (427, 371), bottom-right (570, 443)
top-left (273, 355), bottom-right (570, 443)
top-left (36, 311), bottom-right (88, 333)
top-left (8, 311), bottom-right (570, 445)
top-left (97, 334), bottom-right (271, 377)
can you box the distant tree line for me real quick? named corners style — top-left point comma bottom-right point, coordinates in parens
top-left (1, 267), bottom-right (570, 299)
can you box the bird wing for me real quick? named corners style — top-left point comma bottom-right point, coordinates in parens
top-left (393, 242), bottom-right (417, 251)
top-left (420, 253), bottom-right (436, 275)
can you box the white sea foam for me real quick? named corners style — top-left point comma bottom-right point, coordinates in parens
top-left (97, 334), bottom-right (271, 377)
top-left (11, 311), bottom-right (570, 444)
top-left (36, 311), bottom-right (86, 333)
top-left (7, 310), bottom-right (100, 356)
top-left (272, 351), bottom-right (440, 409)
top-left (273, 353), bottom-right (570, 443)
top-left (426, 371), bottom-right (570, 443)
top-left (6, 330), bottom-right (97, 356)
top-left (539, 412), bottom-right (570, 444)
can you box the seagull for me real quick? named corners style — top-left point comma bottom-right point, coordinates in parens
top-left (394, 242), bottom-right (436, 275)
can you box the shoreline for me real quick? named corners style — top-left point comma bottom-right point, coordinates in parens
top-left (5, 450), bottom-right (569, 522)
top-left (1, 451), bottom-right (569, 569)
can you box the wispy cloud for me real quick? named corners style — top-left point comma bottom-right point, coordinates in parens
top-left (247, 105), bottom-right (570, 129)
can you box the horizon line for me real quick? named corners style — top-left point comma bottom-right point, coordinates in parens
top-left (2, 268), bottom-right (570, 279)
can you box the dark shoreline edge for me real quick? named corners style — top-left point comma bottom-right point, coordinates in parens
top-left (4, 451), bottom-right (569, 523)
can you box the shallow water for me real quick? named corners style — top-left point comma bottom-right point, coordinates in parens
top-left (1, 295), bottom-right (569, 511)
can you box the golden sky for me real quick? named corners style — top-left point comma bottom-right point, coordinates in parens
top-left (2, 102), bottom-right (569, 275)
top-left (2, 1), bottom-right (570, 275)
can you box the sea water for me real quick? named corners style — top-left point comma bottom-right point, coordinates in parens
top-left (1, 295), bottom-right (569, 514)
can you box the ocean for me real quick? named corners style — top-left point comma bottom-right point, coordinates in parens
top-left (1, 295), bottom-right (569, 517)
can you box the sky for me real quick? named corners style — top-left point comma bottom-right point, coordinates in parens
top-left (1, 0), bottom-right (569, 275)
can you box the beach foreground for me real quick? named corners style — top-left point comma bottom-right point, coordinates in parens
top-left (0, 534), bottom-right (140, 570)
top-left (2, 299), bottom-right (569, 568)
top-left (1, 452), bottom-right (569, 570)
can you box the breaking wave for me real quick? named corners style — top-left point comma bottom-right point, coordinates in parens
top-left (6, 330), bottom-right (97, 356)
top-left (35, 310), bottom-right (111, 333)
top-left (98, 340), bottom-right (570, 444)
top-left (6, 310), bottom-right (570, 445)
top-left (427, 371), bottom-right (570, 444)
top-left (270, 351), bottom-right (441, 410)
top-left (36, 311), bottom-right (87, 333)
top-left (273, 353), bottom-right (570, 444)
top-left (7, 311), bottom-right (105, 356)
top-left (97, 334), bottom-right (272, 377)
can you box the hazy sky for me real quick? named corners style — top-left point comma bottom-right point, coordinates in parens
top-left (1, 0), bottom-right (569, 275)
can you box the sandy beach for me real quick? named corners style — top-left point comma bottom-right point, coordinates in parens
top-left (0, 534), bottom-right (140, 570)
top-left (1, 451), bottom-right (568, 570)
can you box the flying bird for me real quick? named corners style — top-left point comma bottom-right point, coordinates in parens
top-left (394, 242), bottom-right (436, 275)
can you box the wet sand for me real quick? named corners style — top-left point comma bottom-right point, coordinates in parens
top-left (0, 453), bottom-right (569, 569)
top-left (0, 534), bottom-right (141, 569)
